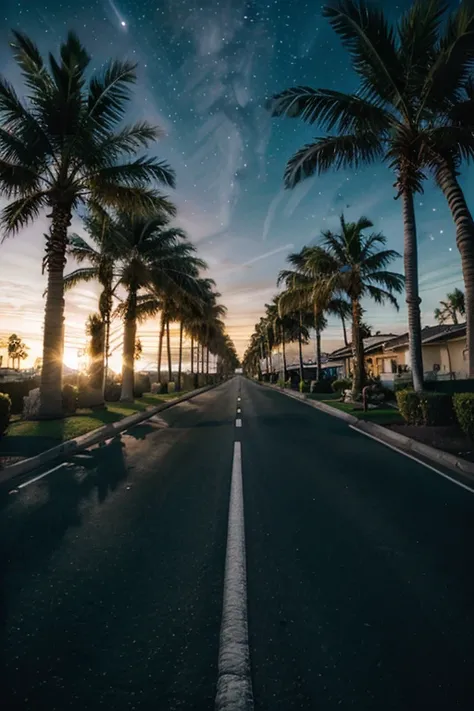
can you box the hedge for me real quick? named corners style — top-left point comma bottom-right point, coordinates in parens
top-left (0, 393), bottom-right (11, 437)
top-left (424, 379), bottom-right (474, 395)
top-left (453, 393), bottom-right (474, 438)
top-left (396, 389), bottom-right (423, 425)
top-left (311, 380), bottom-right (334, 394)
top-left (0, 377), bottom-right (40, 414)
top-left (419, 392), bottom-right (454, 426)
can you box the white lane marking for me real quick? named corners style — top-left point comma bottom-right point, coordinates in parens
top-left (237, 397), bottom-right (241, 402)
top-left (237, 408), bottom-right (241, 414)
top-left (215, 442), bottom-right (253, 711)
top-left (17, 462), bottom-right (69, 489)
top-left (235, 419), bottom-right (242, 428)
top-left (349, 425), bottom-right (474, 495)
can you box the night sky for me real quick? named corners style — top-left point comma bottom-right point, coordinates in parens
top-left (0, 0), bottom-right (467, 369)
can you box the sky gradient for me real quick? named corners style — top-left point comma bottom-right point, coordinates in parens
top-left (0, 0), bottom-right (468, 370)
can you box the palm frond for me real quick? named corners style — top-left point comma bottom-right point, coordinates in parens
top-left (284, 133), bottom-right (383, 188)
top-left (365, 269), bottom-right (405, 293)
top-left (0, 159), bottom-right (41, 197)
top-left (87, 59), bottom-right (137, 132)
top-left (94, 156), bottom-right (175, 189)
top-left (322, 0), bottom-right (407, 112)
top-left (63, 267), bottom-right (98, 290)
top-left (364, 283), bottom-right (401, 309)
top-left (0, 192), bottom-right (48, 236)
top-left (94, 121), bottom-right (163, 160)
top-left (269, 85), bottom-right (391, 134)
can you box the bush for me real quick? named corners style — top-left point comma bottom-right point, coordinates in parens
top-left (394, 378), bottom-right (413, 392)
top-left (332, 378), bottom-right (352, 393)
top-left (453, 393), bottom-right (474, 438)
top-left (311, 380), bottom-right (334, 394)
top-left (299, 380), bottom-right (310, 393)
top-left (424, 379), bottom-right (474, 395)
top-left (0, 377), bottom-right (40, 414)
top-left (62, 383), bottom-right (78, 414)
top-left (419, 392), bottom-right (454, 426)
top-left (104, 381), bottom-right (121, 402)
top-left (168, 381), bottom-right (176, 393)
top-left (134, 374), bottom-right (151, 398)
top-left (396, 389), bottom-right (423, 425)
top-left (0, 393), bottom-right (11, 437)
top-left (277, 378), bottom-right (285, 387)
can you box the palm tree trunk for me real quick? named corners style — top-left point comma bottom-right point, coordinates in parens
top-left (206, 345), bottom-right (210, 381)
top-left (401, 188), bottom-right (424, 392)
top-left (104, 312), bottom-right (111, 387)
top-left (190, 335), bottom-right (194, 374)
top-left (166, 319), bottom-right (172, 382)
top-left (201, 341), bottom-right (205, 374)
top-left (351, 298), bottom-right (365, 394)
top-left (436, 163), bottom-right (474, 377)
top-left (268, 342), bottom-right (273, 376)
top-left (281, 325), bottom-right (287, 381)
top-left (177, 321), bottom-right (183, 391)
top-left (121, 291), bottom-right (137, 402)
top-left (298, 312), bottom-right (304, 383)
top-left (90, 320), bottom-right (106, 407)
top-left (314, 306), bottom-right (322, 381)
top-left (196, 342), bottom-right (200, 376)
top-left (157, 314), bottom-right (165, 383)
top-left (39, 204), bottom-right (72, 418)
top-left (341, 313), bottom-right (349, 347)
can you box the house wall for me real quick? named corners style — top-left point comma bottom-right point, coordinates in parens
top-left (439, 338), bottom-right (467, 377)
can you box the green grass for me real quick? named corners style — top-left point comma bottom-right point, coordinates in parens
top-left (1, 390), bottom-right (191, 456)
top-left (318, 398), bottom-right (404, 424)
top-left (307, 392), bottom-right (340, 401)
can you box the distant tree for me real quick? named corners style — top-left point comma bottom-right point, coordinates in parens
top-left (359, 322), bottom-right (372, 340)
top-left (434, 288), bottom-right (465, 325)
top-left (7, 334), bottom-right (29, 369)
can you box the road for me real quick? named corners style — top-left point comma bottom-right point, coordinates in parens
top-left (1, 376), bottom-right (474, 710)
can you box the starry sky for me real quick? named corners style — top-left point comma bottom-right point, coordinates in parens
top-left (0, 0), bottom-right (468, 370)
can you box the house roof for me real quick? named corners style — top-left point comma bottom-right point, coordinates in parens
top-left (384, 323), bottom-right (466, 350)
top-left (328, 334), bottom-right (398, 360)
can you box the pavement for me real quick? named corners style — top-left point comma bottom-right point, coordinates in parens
top-left (1, 376), bottom-right (474, 710)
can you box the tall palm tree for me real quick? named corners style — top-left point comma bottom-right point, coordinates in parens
top-left (268, 0), bottom-right (474, 388)
top-left (0, 32), bottom-right (175, 417)
top-left (107, 213), bottom-right (203, 401)
top-left (278, 248), bottom-right (351, 380)
top-left (434, 287), bottom-right (465, 325)
top-left (64, 210), bottom-right (117, 404)
top-left (306, 215), bottom-right (404, 393)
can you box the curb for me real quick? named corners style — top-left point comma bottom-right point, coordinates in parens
top-left (256, 380), bottom-right (474, 480)
top-left (0, 383), bottom-right (218, 486)
top-left (352, 419), bottom-right (474, 479)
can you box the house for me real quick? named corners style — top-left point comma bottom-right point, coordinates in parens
top-left (327, 334), bottom-right (399, 379)
top-left (327, 323), bottom-right (468, 388)
top-left (380, 323), bottom-right (468, 387)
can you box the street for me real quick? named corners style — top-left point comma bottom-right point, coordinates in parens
top-left (1, 377), bottom-right (474, 710)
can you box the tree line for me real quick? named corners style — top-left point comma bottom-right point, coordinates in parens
top-left (244, 0), bottom-right (474, 394)
top-left (0, 31), bottom-right (238, 418)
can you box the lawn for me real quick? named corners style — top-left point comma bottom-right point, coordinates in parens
top-left (318, 398), bottom-right (404, 424)
top-left (0, 391), bottom-right (190, 459)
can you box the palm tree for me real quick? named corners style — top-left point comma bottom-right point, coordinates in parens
top-left (64, 210), bottom-right (117, 404)
top-left (268, 0), bottom-right (474, 389)
top-left (86, 313), bottom-right (105, 403)
top-left (0, 32), bottom-right (175, 417)
top-left (434, 288), bottom-right (465, 325)
top-left (105, 212), bottom-right (203, 401)
top-left (278, 248), bottom-right (351, 380)
top-left (304, 215), bottom-right (403, 394)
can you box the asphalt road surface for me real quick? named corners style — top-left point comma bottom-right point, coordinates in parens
top-left (1, 377), bottom-right (474, 710)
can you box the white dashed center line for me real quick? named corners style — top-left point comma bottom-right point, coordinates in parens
top-left (235, 419), bottom-right (242, 428)
top-left (215, 441), bottom-right (253, 711)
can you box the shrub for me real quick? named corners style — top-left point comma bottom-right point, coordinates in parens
top-left (0, 377), bottom-right (40, 414)
top-left (104, 381), bottom-right (121, 402)
top-left (277, 378), bottom-right (285, 387)
top-left (62, 383), bottom-right (78, 414)
top-left (159, 381), bottom-right (169, 394)
top-left (396, 389), bottom-right (423, 425)
top-left (311, 380), bottom-right (334, 394)
top-left (299, 380), bottom-right (310, 393)
top-left (134, 374), bottom-right (151, 398)
top-left (394, 378), bottom-right (413, 392)
top-left (419, 392), bottom-right (454, 426)
top-left (0, 393), bottom-right (11, 437)
top-left (453, 393), bottom-right (474, 438)
top-left (425, 379), bottom-right (474, 395)
top-left (332, 378), bottom-right (352, 393)
top-left (284, 379), bottom-right (292, 388)
top-left (168, 381), bottom-right (176, 393)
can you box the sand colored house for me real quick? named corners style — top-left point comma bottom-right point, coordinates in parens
top-left (328, 323), bottom-right (468, 387)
